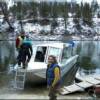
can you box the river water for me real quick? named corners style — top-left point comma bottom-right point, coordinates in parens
top-left (0, 40), bottom-right (100, 97)
top-left (79, 41), bottom-right (100, 76)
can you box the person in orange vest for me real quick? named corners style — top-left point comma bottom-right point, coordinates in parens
top-left (46, 55), bottom-right (61, 100)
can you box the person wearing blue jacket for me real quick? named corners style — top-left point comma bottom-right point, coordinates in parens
top-left (46, 55), bottom-right (61, 100)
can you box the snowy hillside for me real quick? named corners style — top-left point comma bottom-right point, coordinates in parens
top-left (0, 0), bottom-right (100, 40)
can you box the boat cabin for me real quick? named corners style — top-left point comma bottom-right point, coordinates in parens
top-left (32, 43), bottom-right (73, 64)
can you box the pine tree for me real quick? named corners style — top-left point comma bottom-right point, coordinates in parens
top-left (80, 2), bottom-right (84, 18)
top-left (30, 2), bottom-right (38, 19)
top-left (63, 2), bottom-right (68, 34)
top-left (70, 0), bottom-right (76, 17)
top-left (39, 2), bottom-right (51, 18)
top-left (75, 4), bottom-right (81, 18)
top-left (82, 3), bottom-right (93, 26)
top-left (91, 0), bottom-right (99, 17)
top-left (50, 2), bottom-right (58, 34)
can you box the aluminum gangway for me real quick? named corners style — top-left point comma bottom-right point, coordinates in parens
top-left (61, 75), bottom-right (100, 95)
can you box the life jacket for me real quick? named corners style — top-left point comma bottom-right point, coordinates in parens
top-left (46, 64), bottom-right (61, 86)
top-left (23, 38), bottom-right (32, 45)
top-left (16, 36), bottom-right (23, 49)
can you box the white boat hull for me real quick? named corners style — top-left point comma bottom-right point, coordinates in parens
top-left (13, 42), bottom-right (79, 83)
top-left (25, 55), bottom-right (78, 82)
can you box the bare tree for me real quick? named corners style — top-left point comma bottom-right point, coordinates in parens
top-left (0, 2), bottom-right (14, 32)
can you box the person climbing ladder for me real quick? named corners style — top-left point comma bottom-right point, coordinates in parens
top-left (17, 35), bottom-right (33, 69)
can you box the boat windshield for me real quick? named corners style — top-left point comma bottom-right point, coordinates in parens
top-left (61, 47), bottom-right (72, 63)
top-left (34, 46), bottom-right (47, 62)
top-left (47, 47), bottom-right (61, 62)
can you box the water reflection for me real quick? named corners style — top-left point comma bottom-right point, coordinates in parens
top-left (0, 40), bottom-right (16, 71)
top-left (78, 40), bottom-right (100, 76)
top-left (79, 68), bottom-right (100, 76)
top-left (0, 40), bottom-right (100, 76)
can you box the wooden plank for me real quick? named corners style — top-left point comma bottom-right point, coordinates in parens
top-left (85, 78), bottom-right (100, 85)
top-left (63, 86), bottom-right (71, 92)
top-left (75, 82), bottom-right (93, 88)
top-left (76, 73), bottom-right (92, 81)
top-left (61, 88), bottom-right (70, 95)
top-left (75, 83), bottom-right (85, 90)
top-left (61, 84), bottom-right (84, 95)
top-left (64, 84), bottom-right (83, 92)
top-left (76, 74), bottom-right (100, 81)
top-left (85, 77), bottom-right (95, 80)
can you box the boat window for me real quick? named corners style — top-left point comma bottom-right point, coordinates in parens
top-left (61, 47), bottom-right (71, 61)
top-left (62, 47), bottom-right (68, 60)
top-left (35, 46), bottom-right (47, 62)
top-left (48, 47), bottom-right (61, 62)
top-left (67, 47), bottom-right (72, 57)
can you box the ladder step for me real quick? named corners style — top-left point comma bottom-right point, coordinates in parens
top-left (16, 72), bottom-right (26, 74)
top-left (14, 85), bottom-right (24, 90)
top-left (15, 78), bottom-right (25, 82)
top-left (17, 69), bottom-right (27, 72)
top-left (15, 81), bottom-right (25, 84)
top-left (16, 72), bottom-right (26, 75)
top-left (14, 87), bottom-right (24, 90)
top-left (16, 75), bottom-right (26, 77)
top-left (14, 68), bottom-right (27, 90)
top-left (14, 81), bottom-right (25, 89)
top-left (16, 74), bottom-right (26, 77)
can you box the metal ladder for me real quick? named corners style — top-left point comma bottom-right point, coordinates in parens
top-left (14, 68), bottom-right (27, 90)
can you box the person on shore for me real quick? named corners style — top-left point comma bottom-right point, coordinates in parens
top-left (17, 35), bottom-right (33, 69)
top-left (46, 55), bottom-right (61, 100)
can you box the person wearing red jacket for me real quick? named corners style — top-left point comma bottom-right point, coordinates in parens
top-left (15, 33), bottom-right (25, 50)
top-left (15, 33), bottom-right (25, 68)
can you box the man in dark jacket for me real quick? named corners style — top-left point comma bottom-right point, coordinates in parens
top-left (17, 36), bottom-right (33, 69)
